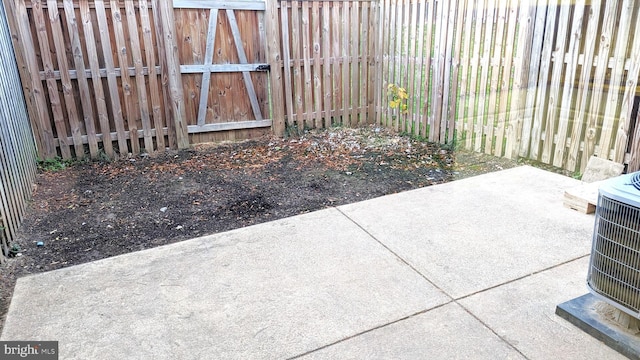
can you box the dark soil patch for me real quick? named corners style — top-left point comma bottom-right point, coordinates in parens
top-left (0, 126), bottom-right (564, 332)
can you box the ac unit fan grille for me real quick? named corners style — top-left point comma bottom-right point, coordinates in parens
top-left (588, 195), bottom-right (640, 314)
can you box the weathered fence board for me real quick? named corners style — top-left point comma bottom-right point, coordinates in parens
top-left (0, 0), bottom-right (37, 260)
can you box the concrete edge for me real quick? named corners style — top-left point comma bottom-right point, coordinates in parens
top-left (556, 293), bottom-right (640, 359)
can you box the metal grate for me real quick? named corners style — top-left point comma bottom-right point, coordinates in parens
top-left (631, 172), bottom-right (640, 192)
top-left (588, 195), bottom-right (640, 316)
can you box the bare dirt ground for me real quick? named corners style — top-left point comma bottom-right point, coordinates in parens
top-left (0, 125), bottom-right (571, 333)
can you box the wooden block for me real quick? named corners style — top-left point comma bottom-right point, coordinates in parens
top-left (563, 180), bottom-right (604, 214)
top-left (582, 156), bottom-right (624, 183)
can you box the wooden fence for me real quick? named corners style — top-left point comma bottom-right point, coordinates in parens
top-left (6, 0), bottom-right (640, 173)
top-left (276, 0), bottom-right (378, 130)
top-left (4, 0), bottom-right (273, 160)
top-left (369, 0), bottom-right (640, 173)
top-left (0, 1), bottom-right (37, 260)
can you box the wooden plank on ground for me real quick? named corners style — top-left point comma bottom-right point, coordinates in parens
top-left (563, 181), bottom-right (601, 214)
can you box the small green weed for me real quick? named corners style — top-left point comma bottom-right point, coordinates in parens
top-left (38, 157), bottom-right (70, 172)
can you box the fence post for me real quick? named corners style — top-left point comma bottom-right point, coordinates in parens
top-left (266, 0), bottom-right (286, 136)
top-left (153, 0), bottom-right (189, 149)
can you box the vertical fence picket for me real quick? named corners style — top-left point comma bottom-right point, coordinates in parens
top-left (494, 0), bottom-right (517, 157)
top-left (614, 11), bottom-right (640, 165)
top-left (281, 1), bottom-right (295, 129)
top-left (414, 0), bottom-right (427, 135)
top-left (566, 1), bottom-right (601, 171)
top-left (528, 0), bottom-right (557, 160)
top-left (322, 1), bottom-right (332, 126)
top-left (474, 0), bottom-right (493, 152)
top-left (582, 0), bottom-right (618, 167)
top-left (47, 0), bottom-right (84, 158)
top-left (341, 1), bottom-right (350, 125)
top-left (125, 0), bottom-right (154, 153)
top-left (553, 0), bottom-right (585, 169)
top-left (485, 0), bottom-right (506, 155)
top-left (311, 1), bottom-right (323, 127)
top-left (301, 1), bottom-right (314, 128)
top-left (540, 0), bottom-right (569, 165)
top-left (331, 1), bottom-right (341, 125)
top-left (599, 0), bottom-right (633, 160)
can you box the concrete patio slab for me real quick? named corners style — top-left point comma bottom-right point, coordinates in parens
top-left (1, 208), bottom-right (450, 360)
top-left (299, 302), bottom-right (526, 359)
top-left (458, 257), bottom-right (625, 359)
top-left (338, 166), bottom-right (595, 298)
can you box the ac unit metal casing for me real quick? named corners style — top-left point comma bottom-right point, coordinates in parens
top-left (588, 172), bottom-right (640, 319)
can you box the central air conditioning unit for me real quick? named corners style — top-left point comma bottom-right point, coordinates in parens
top-left (588, 172), bottom-right (640, 318)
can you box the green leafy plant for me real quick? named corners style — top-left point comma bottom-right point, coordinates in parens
top-left (38, 157), bottom-right (69, 172)
top-left (387, 83), bottom-right (409, 114)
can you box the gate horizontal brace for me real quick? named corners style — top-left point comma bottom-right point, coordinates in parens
top-left (187, 120), bottom-right (272, 133)
top-left (173, 0), bottom-right (265, 11)
top-left (181, 64), bottom-right (270, 74)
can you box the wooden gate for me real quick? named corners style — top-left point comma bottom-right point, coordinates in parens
top-left (4, 0), bottom-right (275, 160)
top-left (173, 0), bottom-right (272, 142)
